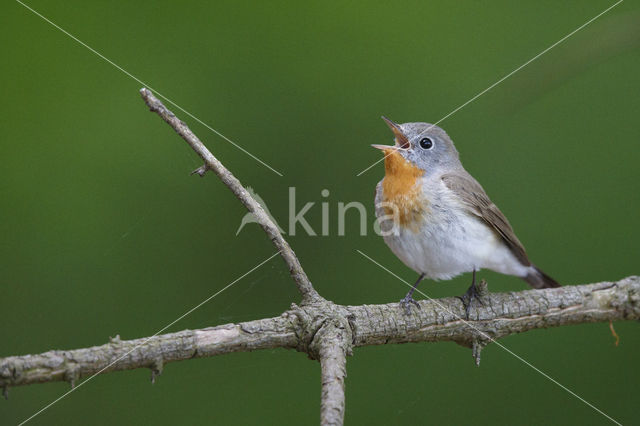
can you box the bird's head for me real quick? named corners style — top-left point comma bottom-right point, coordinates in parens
top-left (373, 117), bottom-right (461, 176)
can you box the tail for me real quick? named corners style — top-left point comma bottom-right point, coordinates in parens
top-left (523, 265), bottom-right (560, 289)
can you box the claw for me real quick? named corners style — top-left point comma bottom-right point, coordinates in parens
top-left (399, 273), bottom-right (426, 315)
top-left (458, 279), bottom-right (487, 320)
top-left (400, 295), bottom-right (420, 315)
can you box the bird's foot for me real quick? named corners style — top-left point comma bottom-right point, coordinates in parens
top-left (400, 295), bottom-right (420, 315)
top-left (458, 279), bottom-right (488, 320)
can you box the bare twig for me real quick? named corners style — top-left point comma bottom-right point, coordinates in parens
top-left (139, 88), bottom-right (321, 303)
top-left (2, 277), bottom-right (637, 391)
top-left (0, 316), bottom-right (297, 387)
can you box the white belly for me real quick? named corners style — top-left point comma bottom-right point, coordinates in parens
top-left (375, 181), bottom-right (529, 280)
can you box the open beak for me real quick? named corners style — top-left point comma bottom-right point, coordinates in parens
top-left (371, 143), bottom-right (393, 151)
top-left (379, 116), bottom-right (410, 149)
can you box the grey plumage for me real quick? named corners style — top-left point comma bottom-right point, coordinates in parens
top-left (374, 118), bottom-right (559, 294)
top-left (442, 172), bottom-right (559, 289)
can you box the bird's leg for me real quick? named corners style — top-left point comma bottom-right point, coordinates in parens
top-left (458, 269), bottom-right (485, 320)
top-left (400, 273), bottom-right (425, 315)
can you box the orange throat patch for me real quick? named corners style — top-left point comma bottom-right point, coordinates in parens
top-left (380, 149), bottom-right (428, 231)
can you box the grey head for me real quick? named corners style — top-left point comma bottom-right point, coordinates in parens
top-left (373, 116), bottom-right (462, 175)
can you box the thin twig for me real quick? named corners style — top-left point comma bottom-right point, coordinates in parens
top-left (139, 88), bottom-right (321, 303)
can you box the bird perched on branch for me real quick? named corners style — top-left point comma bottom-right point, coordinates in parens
top-left (373, 117), bottom-right (559, 317)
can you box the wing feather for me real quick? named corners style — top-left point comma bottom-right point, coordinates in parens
top-left (441, 172), bottom-right (530, 266)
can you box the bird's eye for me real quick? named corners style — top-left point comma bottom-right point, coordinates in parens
top-left (419, 137), bottom-right (433, 149)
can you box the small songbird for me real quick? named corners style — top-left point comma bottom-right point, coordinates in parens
top-left (373, 117), bottom-right (559, 316)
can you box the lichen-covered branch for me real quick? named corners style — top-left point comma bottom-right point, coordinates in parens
top-left (0, 316), bottom-right (297, 388)
top-left (139, 88), bottom-right (320, 303)
top-left (2, 277), bottom-right (637, 392)
top-left (345, 276), bottom-right (640, 364)
top-left (309, 311), bottom-right (353, 426)
top-left (318, 342), bottom-right (348, 426)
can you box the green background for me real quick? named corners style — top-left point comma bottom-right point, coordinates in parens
top-left (2, 0), bottom-right (639, 424)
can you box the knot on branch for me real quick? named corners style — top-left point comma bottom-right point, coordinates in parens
top-left (190, 165), bottom-right (209, 177)
top-left (612, 276), bottom-right (640, 318)
top-left (289, 302), bottom-right (354, 360)
top-left (0, 359), bottom-right (20, 388)
top-left (150, 357), bottom-right (163, 384)
top-left (64, 362), bottom-right (80, 389)
top-left (453, 330), bottom-right (494, 366)
top-left (585, 277), bottom-right (640, 320)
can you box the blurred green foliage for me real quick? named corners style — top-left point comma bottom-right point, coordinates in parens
top-left (1, 1), bottom-right (638, 424)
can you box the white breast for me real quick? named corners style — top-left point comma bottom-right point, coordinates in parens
top-left (375, 178), bottom-right (529, 280)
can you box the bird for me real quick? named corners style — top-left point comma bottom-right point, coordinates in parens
top-left (373, 117), bottom-right (559, 317)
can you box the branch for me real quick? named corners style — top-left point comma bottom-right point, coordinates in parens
top-left (318, 342), bottom-right (348, 426)
top-left (4, 89), bottom-right (638, 426)
top-left (0, 316), bottom-right (297, 388)
top-left (139, 88), bottom-right (320, 304)
top-left (2, 277), bottom-right (637, 391)
top-left (345, 277), bottom-right (640, 364)
top-left (310, 311), bottom-right (352, 425)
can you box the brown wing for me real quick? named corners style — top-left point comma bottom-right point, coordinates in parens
top-left (442, 172), bottom-right (531, 266)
